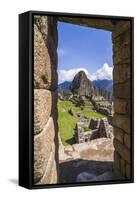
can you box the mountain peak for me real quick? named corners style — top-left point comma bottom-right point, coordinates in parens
top-left (71, 70), bottom-right (93, 96)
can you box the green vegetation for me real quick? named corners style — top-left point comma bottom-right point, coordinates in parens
top-left (58, 99), bottom-right (105, 145)
top-left (73, 106), bottom-right (105, 119)
top-left (58, 100), bottom-right (77, 146)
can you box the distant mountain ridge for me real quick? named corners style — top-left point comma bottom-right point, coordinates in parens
top-left (58, 71), bottom-right (113, 101)
top-left (58, 79), bottom-right (113, 92)
top-left (58, 81), bottom-right (72, 92)
top-left (92, 79), bottom-right (113, 91)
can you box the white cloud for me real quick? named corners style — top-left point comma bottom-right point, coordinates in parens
top-left (58, 63), bottom-right (113, 83)
top-left (58, 68), bottom-right (89, 83)
top-left (90, 63), bottom-right (113, 81)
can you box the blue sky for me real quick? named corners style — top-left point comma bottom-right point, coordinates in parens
top-left (57, 21), bottom-right (113, 83)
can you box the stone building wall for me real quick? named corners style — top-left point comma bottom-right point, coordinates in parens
top-left (112, 21), bottom-right (131, 179)
top-left (99, 118), bottom-right (113, 139)
top-left (34, 16), bottom-right (59, 185)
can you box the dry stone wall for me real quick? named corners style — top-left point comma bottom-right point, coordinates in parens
top-left (112, 21), bottom-right (131, 179)
top-left (34, 16), bottom-right (59, 185)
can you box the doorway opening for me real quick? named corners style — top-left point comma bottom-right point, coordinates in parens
top-left (57, 21), bottom-right (115, 183)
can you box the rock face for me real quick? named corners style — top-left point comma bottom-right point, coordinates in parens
top-left (71, 71), bottom-right (94, 97)
top-left (34, 16), bottom-right (59, 185)
top-left (70, 71), bottom-right (112, 101)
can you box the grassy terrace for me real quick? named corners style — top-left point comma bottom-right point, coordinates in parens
top-left (58, 100), bottom-right (77, 145)
top-left (58, 100), bottom-right (105, 145)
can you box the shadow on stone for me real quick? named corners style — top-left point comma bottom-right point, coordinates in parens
top-left (59, 159), bottom-right (122, 184)
top-left (65, 137), bottom-right (75, 145)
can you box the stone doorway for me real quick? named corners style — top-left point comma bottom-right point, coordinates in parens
top-left (34, 15), bottom-right (132, 185)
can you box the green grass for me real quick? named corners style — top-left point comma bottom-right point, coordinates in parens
top-left (70, 104), bottom-right (105, 119)
top-left (58, 100), bottom-right (77, 146)
top-left (58, 100), bottom-right (105, 145)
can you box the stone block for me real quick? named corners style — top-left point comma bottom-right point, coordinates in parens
top-left (113, 44), bottom-right (130, 65)
top-left (113, 64), bottom-right (130, 84)
top-left (120, 158), bottom-right (126, 177)
top-left (34, 16), bottom-right (58, 49)
top-left (37, 151), bottom-right (58, 185)
top-left (113, 114), bottom-right (130, 134)
top-left (114, 99), bottom-right (127, 114)
top-left (114, 127), bottom-right (124, 144)
top-left (34, 16), bottom-right (48, 44)
top-left (125, 162), bottom-right (131, 179)
top-left (112, 21), bottom-right (130, 39)
top-left (114, 151), bottom-right (121, 170)
top-left (113, 139), bottom-right (130, 163)
top-left (59, 17), bottom-right (114, 31)
top-left (124, 133), bottom-right (131, 149)
top-left (34, 89), bottom-right (52, 135)
top-left (34, 117), bottom-right (56, 184)
top-left (34, 16), bottom-right (58, 66)
top-left (113, 81), bottom-right (130, 99)
top-left (50, 160), bottom-right (58, 184)
top-left (34, 24), bottom-right (57, 90)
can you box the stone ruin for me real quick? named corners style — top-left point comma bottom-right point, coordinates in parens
top-left (99, 118), bottom-right (114, 139)
top-left (92, 99), bottom-right (113, 116)
top-left (75, 122), bottom-right (91, 143)
top-left (75, 117), bottom-right (113, 144)
top-left (33, 15), bottom-right (132, 183)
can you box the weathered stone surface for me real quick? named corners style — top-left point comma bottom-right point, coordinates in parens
top-left (34, 16), bottom-right (49, 44)
top-left (126, 162), bottom-right (131, 179)
top-left (114, 151), bottom-right (121, 170)
top-left (113, 28), bottom-right (130, 52)
top-left (73, 138), bottom-right (114, 162)
top-left (113, 114), bottom-right (130, 134)
top-left (37, 143), bottom-right (58, 185)
top-left (124, 133), bottom-right (131, 149)
top-left (34, 117), bottom-right (55, 183)
top-left (112, 21), bottom-right (131, 39)
top-left (59, 17), bottom-right (114, 31)
top-left (113, 81), bottom-right (130, 99)
top-left (50, 160), bottom-right (58, 184)
top-left (99, 118), bottom-right (113, 139)
top-left (34, 89), bottom-right (52, 135)
top-left (113, 139), bottom-right (130, 163)
top-left (34, 16), bottom-right (58, 49)
top-left (34, 16), bottom-right (58, 65)
top-left (113, 45), bottom-right (130, 65)
top-left (34, 24), bottom-right (57, 90)
top-left (114, 127), bottom-right (124, 144)
top-left (113, 64), bottom-right (130, 84)
top-left (114, 99), bottom-right (127, 114)
top-left (120, 158), bottom-right (126, 177)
